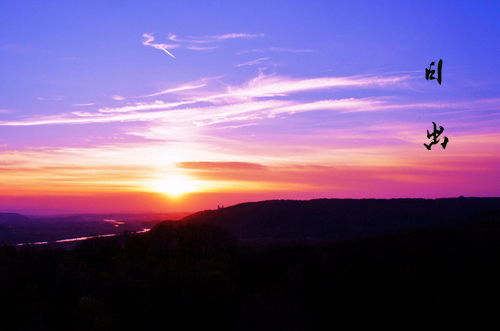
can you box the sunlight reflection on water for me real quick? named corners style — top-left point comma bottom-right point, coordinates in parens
top-left (103, 219), bottom-right (126, 227)
top-left (16, 228), bottom-right (150, 246)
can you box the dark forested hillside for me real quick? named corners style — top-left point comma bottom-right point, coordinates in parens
top-left (183, 197), bottom-right (500, 242)
top-left (1, 199), bottom-right (500, 330)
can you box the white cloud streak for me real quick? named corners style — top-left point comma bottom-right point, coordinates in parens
top-left (168, 32), bottom-right (264, 44)
top-left (236, 57), bottom-right (271, 67)
top-left (0, 73), bottom-right (413, 127)
top-left (185, 45), bottom-right (219, 50)
top-left (143, 32), bottom-right (264, 58)
top-left (237, 47), bottom-right (314, 55)
top-left (73, 103), bottom-right (96, 107)
top-left (142, 33), bottom-right (177, 58)
top-left (99, 73), bottom-right (410, 114)
top-left (212, 33), bottom-right (264, 40)
top-left (139, 83), bottom-right (208, 98)
top-left (104, 78), bottom-right (215, 103)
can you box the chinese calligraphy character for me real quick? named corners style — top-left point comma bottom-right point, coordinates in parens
top-left (424, 121), bottom-right (449, 150)
top-left (425, 59), bottom-right (443, 85)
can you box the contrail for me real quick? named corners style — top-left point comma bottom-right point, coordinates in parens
top-left (142, 33), bottom-right (177, 59)
top-left (159, 47), bottom-right (176, 59)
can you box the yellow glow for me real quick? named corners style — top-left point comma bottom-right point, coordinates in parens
top-left (149, 174), bottom-right (199, 197)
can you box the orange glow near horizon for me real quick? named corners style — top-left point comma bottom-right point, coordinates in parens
top-left (1, 1), bottom-right (499, 215)
top-left (148, 174), bottom-right (200, 198)
top-left (0, 129), bottom-right (499, 214)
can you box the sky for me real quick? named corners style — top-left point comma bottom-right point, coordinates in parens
top-left (0, 1), bottom-right (499, 214)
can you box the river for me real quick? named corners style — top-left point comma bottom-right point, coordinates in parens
top-left (16, 228), bottom-right (150, 246)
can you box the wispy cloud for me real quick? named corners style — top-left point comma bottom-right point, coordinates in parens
top-left (140, 83), bottom-right (208, 98)
top-left (98, 100), bottom-right (197, 114)
top-left (168, 32), bottom-right (264, 43)
top-left (105, 77), bottom-right (216, 102)
top-left (36, 96), bottom-right (65, 101)
top-left (0, 73), bottom-right (412, 126)
top-left (211, 33), bottom-right (264, 40)
top-left (236, 57), bottom-right (271, 67)
top-left (237, 47), bottom-right (314, 55)
top-left (142, 33), bottom-right (177, 58)
top-left (226, 73), bottom-right (408, 97)
top-left (143, 32), bottom-right (265, 58)
top-left (73, 103), bottom-right (95, 107)
top-left (185, 45), bottom-right (219, 50)
top-left (91, 73), bottom-right (410, 114)
top-left (269, 98), bottom-right (386, 115)
top-left (13, 76), bottom-right (495, 133)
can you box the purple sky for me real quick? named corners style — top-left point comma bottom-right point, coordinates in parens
top-left (0, 1), bottom-right (498, 213)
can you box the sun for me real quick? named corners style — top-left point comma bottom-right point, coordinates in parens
top-left (150, 174), bottom-right (199, 197)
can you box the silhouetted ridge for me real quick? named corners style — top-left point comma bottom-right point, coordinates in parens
top-left (182, 198), bottom-right (500, 242)
top-left (0, 212), bottom-right (32, 224)
top-left (1, 204), bottom-right (500, 330)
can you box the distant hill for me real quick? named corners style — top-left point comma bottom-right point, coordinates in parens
top-left (183, 198), bottom-right (500, 242)
top-left (0, 212), bottom-right (177, 245)
top-left (0, 212), bottom-right (32, 224)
